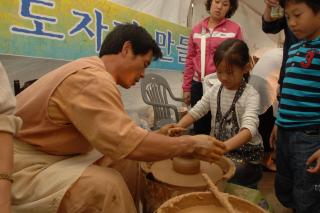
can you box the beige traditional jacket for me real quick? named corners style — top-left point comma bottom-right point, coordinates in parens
top-left (12, 57), bottom-right (148, 213)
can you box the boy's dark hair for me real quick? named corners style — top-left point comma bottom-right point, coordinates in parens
top-left (279, 0), bottom-right (320, 14)
top-left (214, 38), bottom-right (250, 82)
top-left (99, 23), bottom-right (162, 60)
top-left (205, 0), bottom-right (238, 18)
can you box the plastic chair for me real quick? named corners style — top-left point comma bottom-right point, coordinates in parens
top-left (13, 79), bottom-right (37, 95)
top-left (140, 73), bottom-right (184, 129)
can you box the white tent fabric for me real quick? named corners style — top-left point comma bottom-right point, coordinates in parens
top-left (109, 0), bottom-right (282, 53)
top-left (109, 0), bottom-right (191, 26)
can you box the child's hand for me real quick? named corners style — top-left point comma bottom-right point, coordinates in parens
top-left (156, 123), bottom-right (186, 136)
top-left (168, 126), bottom-right (187, 136)
top-left (306, 149), bottom-right (320, 173)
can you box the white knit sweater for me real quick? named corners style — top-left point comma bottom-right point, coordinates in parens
top-left (189, 82), bottom-right (262, 146)
top-left (0, 62), bottom-right (22, 134)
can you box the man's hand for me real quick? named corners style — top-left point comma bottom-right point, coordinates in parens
top-left (306, 149), bottom-right (320, 173)
top-left (191, 135), bottom-right (226, 162)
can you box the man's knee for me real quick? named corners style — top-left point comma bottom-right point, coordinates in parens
top-left (59, 165), bottom-right (134, 213)
top-left (89, 166), bottom-right (130, 194)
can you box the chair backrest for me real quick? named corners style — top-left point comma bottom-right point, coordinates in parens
top-left (13, 80), bottom-right (21, 96)
top-left (13, 79), bottom-right (38, 95)
top-left (141, 73), bottom-right (181, 129)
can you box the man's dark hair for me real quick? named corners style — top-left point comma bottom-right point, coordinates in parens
top-left (99, 23), bottom-right (162, 60)
top-left (279, 0), bottom-right (320, 14)
top-left (205, 0), bottom-right (238, 18)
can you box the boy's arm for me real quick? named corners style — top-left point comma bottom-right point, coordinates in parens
top-left (307, 149), bottom-right (320, 173)
top-left (262, 16), bottom-right (286, 34)
top-left (262, 0), bottom-right (286, 34)
top-left (263, 0), bottom-right (278, 22)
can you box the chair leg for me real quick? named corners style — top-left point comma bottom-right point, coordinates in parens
top-left (13, 80), bottom-right (21, 95)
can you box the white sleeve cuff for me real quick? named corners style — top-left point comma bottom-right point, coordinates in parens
top-left (0, 115), bottom-right (23, 135)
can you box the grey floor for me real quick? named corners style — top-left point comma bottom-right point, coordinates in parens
top-left (259, 172), bottom-right (293, 213)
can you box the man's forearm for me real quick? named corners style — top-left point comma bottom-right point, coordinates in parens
top-left (127, 132), bottom-right (195, 161)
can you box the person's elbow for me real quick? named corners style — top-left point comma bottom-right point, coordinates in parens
top-left (239, 126), bottom-right (255, 141)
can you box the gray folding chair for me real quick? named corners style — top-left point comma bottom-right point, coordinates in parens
top-left (140, 73), bottom-right (184, 130)
top-left (13, 79), bottom-right (38, 95)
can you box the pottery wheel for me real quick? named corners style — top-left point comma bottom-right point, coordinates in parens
top-left (150, 159), bottom-right (223, 188)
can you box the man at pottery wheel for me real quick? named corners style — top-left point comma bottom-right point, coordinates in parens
top-left (11, 23), bottom-right (226, 213)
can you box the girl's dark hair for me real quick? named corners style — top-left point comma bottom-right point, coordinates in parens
top-left (279, 0), bottom-right (320, 14)
top-left (99, 23), bottom-right (162, 60)
top-left (205, 0), bottom-right (238, 18)
top-left (214, 39), bottom-right (250, 82)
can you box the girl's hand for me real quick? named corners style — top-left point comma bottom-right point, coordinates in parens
top-left (306, 149), bottom-right (320, 173)
top-left (168, 126), bottom-right (187, 136)
top-left (157, 123), bottom-right (186, 136)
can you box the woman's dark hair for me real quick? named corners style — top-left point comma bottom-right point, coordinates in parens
top-left (99, 23), bottom-right (162, 60)
top-left (205, 0), bottom-right (238, 18)
top-left (279, 0), bottom-right (320, 14)
top-left (214, 38), bottom-right (250, 82)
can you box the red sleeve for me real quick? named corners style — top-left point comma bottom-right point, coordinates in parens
top-left (182, 30), bottom-right (196, 92)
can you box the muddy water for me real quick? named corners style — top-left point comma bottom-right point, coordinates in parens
top-left (178, 205), bottom-right (243, 213)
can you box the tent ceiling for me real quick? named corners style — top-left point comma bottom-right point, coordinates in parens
top-left (109, 0), bottom-right (282, 53)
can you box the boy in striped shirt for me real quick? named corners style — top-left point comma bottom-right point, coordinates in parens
top-left (274, 0), bottom-right (320, 212)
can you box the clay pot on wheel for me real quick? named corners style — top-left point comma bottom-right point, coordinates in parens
top-left (140, 156), bottom-right (235, 213)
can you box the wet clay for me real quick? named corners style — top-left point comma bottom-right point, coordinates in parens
top-left (178, 205), bottom-right (242, 213)
top-left (150, 159), bottom-right (223, 187)
top-left (172, 157), bottom-right (200, 174)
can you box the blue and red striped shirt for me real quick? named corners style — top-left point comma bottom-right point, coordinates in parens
top-left (276, 37), bottom-right (320, 129)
